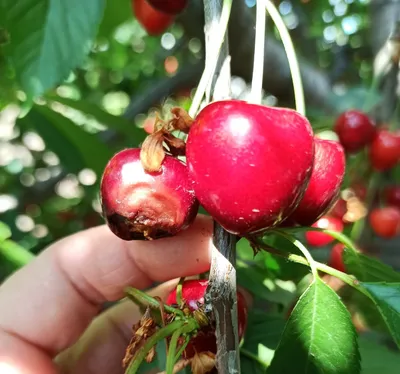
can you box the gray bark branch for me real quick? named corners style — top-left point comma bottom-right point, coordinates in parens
top-left (202, 1), bottom-right (240, 373)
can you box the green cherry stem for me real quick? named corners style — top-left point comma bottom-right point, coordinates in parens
top-left (188, 0), bottom-right (233, 118)
top-left (124, 287), bottom-right (185, 317)
top-left (174, 335), bottom-right (190, 362)
top-left (274, 229), bottom-right (319, 278)
top-left (176, 277), bottom-right (185, 306)
top-left (252, 237), bottom-right (371, 298)
top-left (263, 0), bottom-right (305, 116)
top-left (125, 319), bottom-right (199, 374)
top-left (0, 240), bottom-right (35, 268)
top-left (249, 0), bottom-right (266, 105)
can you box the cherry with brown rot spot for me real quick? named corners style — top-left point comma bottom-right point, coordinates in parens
top-left (334, 110), bottom-right (375, 153)
top-left (284, 138), bottom-right (346, 226)
top-left (369, 206), bottom-right (400, 239)
top-left (369, 130), bottom-right (400, 171)
top-left (186, 100), bottom-right (315, 236)
top-left (166, 280), bottom-right (248, 359)
top-left (132, 0), bottom-right (175, 36)
top-left (328, 243), bottom-right (346, 273)
top-left (384, 186), bottom-right (400, 209)
top-left (100, 148), bottom-right (198, 240)
top-left (146, 0), bottom-right (188, 14)
top-left (305, 216), bottom-right (344, 247)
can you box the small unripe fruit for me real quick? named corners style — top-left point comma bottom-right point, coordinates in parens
top-left (100, 148), bottom-right (198, 240)
top-left (186, 100), bottom-right (314, 236)
top-left (334, 110), bottom-right (375, 153)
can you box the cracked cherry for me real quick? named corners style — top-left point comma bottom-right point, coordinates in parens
top-left (100, 148), bottom-right (198, 240)
top-left (132, 0), bottom-right (175, 36)
top-left (186, 100), bottom-right (314, 236)
top-left (328, 243), bottom-right (346, 272)
top-left (369, 206), bottom-right (400, 238)
top-left (369, 130), bottom-right (400, 171)
top-left (305, 216), bottom-right (344, 247)
top-left (146, 0), bottom-right (187, 14)
top-left (384, 186), bottom-right (400, 209)
top-left (166, 279), bottom-right (248, 358)
top-left (285, 138), bottom-right (345, 226)
top-left (334, 110), bottom-right (375, 153)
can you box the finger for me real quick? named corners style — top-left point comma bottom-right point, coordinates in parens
top-left (56, 280), bottom-right (179, 374)
top-left (0, 215), bottom-right (212, 359)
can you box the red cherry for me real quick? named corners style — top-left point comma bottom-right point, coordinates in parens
top-left (285, 138), bottom-right (345, 226)
top-left (100, 148), bottom-right (198, 240)
top-left (384, 186), bottom-right (400, 209)
top-left (305, 216), bottom-right (344, 247)
top-left (328, 243), bottom-right (346, 272)
top-left (329, 198), bottom-right (347, 221)
top-left (369, 130), bottom-right (400, 171)
top-left (186, 100), bottom-right (314, 236)
top-left (166, 280), bottom-right (248, 358)
top-left (369, 206), bottom-right (400, 238)
top-left (334, 110), bottom-right (375, 153)
top-left (132, 0), bottom-right (175, 36)
top-left (146, 0), bottom-right (187, 14)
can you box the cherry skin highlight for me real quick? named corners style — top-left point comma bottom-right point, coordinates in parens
top-left (100, 148), bottom-right (198, 240)
top-left (369, 206), bottom-right (400, 238)
top-left (305, 216), bottom-right (344, 247)
top-left (334, 110), bottom-right (375, 153)
top-left (328, 243), bottom-right (346, 272)
top-left (132, 0), bottom-right (175, 36)
top-left (186, 100), bottom-right (315, 236)
top-left (285, 138), bottom-right (345, 226)
top-left (369, 130), bottom-right (400, 171)
top-left (146, 0), bottom-right (187, 14)
top-left (166, 280), bottom-right (248, 358)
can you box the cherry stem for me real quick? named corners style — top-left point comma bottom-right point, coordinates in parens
top-left (165, 328), bottom-right (183, 374)
top-left (250, 237), bottom-right (371, 298)
top-left (124, 287), bottom-right (185, 317)
top-left (125, 319), bottom-right (198, 374)
top-left (188, 0), bottom-right (233, 118)
top-left (174, 335), bottom-right (190, 362)
top-left (274, 229), bottom-right (319, 278)
top-left (263, 0), bottom-right (305, 116)
top-left (176, 277), bottom-right (185, 306)
top-left (249, 0), bottom-right (266, 105)
top-left (277, 226), bottom-right (360, 257)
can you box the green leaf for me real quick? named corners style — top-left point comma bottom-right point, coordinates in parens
top-left (242, 310), bottom-right (285, 357)
top-left (361, 282), bottom-right (400, 349)
top-left (267, 278), bottom-right (361, 374)
top-left (344, 249), bottom-right (400, 282)
top-left (97, 0), bottom-right (132, 38)
top-left (1, 0), bottom-right (106, 98)
top-left (359, 336), bottom-right (400, 374)
top-left (47, 95), bottom-right (146, 144)
top-left (18, 105), bottom-right (113, 175)
top-left (0, 221), bottom-right (11, 242)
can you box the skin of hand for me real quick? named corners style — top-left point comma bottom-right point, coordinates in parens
top-left (0, 215), bottom-right (214, 374)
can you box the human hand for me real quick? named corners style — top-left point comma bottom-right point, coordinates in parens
top-left (0, 215), bottom-right (213, 374)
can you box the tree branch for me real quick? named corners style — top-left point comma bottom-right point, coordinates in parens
top-left (202, 1), bottom-right (240, 373)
